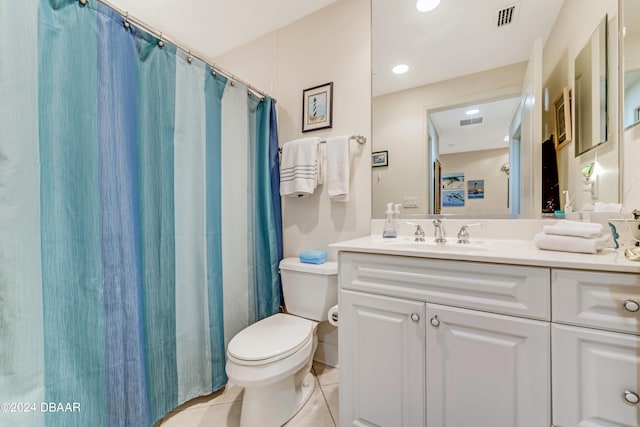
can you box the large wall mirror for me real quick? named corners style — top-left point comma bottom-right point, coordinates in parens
top-left (372, 0), bottom-right (622, 219)
top-left (623, 0), bottom-right (640, 130)
top-left (574, 16), bottom-right (608, 155)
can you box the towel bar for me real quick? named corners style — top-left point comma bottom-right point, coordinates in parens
top-left (278, 134), bottom-right (366, 153)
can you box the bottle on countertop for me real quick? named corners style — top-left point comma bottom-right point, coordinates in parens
top-left (383, 202), bottom-right (397, 238)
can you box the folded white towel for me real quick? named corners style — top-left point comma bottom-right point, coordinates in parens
top-left (543, 220), bottom-right (603, 238)
top-left (279, 137), bottom-right (321, 197)
top-left (326, 136), bottom-right (350, 202)
top-left (534, 231), bottom-right (613, 254)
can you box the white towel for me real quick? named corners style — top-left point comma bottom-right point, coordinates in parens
top-left (534, 232), bottom-right (613, 254)
top-left (326, 136), bottom-right (350, 201)
top-left (542, 220), bottom-right (603, 238)
top-left (279, 137), bottom-right (321, 197)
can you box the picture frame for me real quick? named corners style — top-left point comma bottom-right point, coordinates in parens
top-left (302, 82), bottom-right (333, 132)
top-left (467, 179), bottom-right (485, 199)
top-left (433, 159), bottom-right (442, 214)
top-left (372, 150), bottom-right (388, 167)
top-left (554, 87), bottom-right (572, 150)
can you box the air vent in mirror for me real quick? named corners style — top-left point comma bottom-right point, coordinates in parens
top-left (460, 117), bottom-right (483, 126)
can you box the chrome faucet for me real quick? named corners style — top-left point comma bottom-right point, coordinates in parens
top-left (457, 223), bottom-right (482, 244)
top-left (433, 219), bottom-right (446, 243)
top-left (405, 222), bottom-right (426, 242)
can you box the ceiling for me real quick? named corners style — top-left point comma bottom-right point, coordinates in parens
top-left (372, 0), bottom-right (565, 97)
top-left (106, 0), bottom-right (337, 59)
top-left (431, 96), bottom-right (521, 155)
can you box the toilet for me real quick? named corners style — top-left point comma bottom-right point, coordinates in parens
top-left (225, 257), bottom-right (338, 427)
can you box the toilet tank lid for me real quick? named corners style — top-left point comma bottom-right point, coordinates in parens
top-left (279, 257), bottom-right (337, 275)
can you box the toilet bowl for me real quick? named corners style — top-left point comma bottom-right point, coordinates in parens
top-left (225, 258), bottom-right (338, 427)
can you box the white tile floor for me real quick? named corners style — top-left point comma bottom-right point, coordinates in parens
top-left (156, 362), bottom-right (339, 427)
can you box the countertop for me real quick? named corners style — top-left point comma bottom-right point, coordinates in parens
top-left (330, 235), bottom-right (640, 274)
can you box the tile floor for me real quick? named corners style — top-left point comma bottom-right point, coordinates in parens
top-left (156, 362), bottom-right (339, 427)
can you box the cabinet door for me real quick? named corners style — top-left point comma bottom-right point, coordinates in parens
top-left (340, 289), bottom-right (425, 427)
top-left (426, 303), bottom-right (550, 427)
top-left (552, 324), bottom-right (640, 427)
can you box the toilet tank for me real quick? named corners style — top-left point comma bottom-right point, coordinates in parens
top-left (279, 257), bottom-right (338, 321)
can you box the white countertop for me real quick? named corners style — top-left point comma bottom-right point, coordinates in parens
top-left (330, 235), bottom-right (640, 274)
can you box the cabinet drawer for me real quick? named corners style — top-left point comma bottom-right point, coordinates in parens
top-left (552, 269), bottom-right (640, 335)
top-left (552, 324), bottom-right (640, 427)
top-left (339, 252), bottom-right (550, 320)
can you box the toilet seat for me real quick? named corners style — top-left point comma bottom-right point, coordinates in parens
top-left (227, 313), bottom-right (315, 366)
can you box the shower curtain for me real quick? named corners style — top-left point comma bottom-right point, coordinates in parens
top-left (0, 1), bottom-right (282, 426)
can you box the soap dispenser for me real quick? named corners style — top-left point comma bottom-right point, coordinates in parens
top-left (393, 203), bottom-right (402, 232)
top-left (383, 202), bottom-right (397, 238)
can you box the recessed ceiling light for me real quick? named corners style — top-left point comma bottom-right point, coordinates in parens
top-left (416, 0), bottom-right (440, 13)
top-left (392, 64), bottom-right (409, 74)
top-left (465, 109), bottom-right (479, 115)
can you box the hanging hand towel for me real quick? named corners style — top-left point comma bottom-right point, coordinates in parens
top-left (534, 232), bottom-right (613, 254)
top-left (279, 137), bottom-right (321, 197)
top-left (542, 220), bottom-right (604, 238)
top-left (326, 136), bottom-right (350, 201)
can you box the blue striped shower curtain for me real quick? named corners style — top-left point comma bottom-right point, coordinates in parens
top-left (0, 1), bottom-right (282, 426)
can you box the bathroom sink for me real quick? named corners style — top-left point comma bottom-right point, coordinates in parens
top-left (378, 237), bottom-right (489, 252)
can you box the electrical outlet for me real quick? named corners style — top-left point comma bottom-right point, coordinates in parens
top-left (403, 196), bottom-right (418, 208)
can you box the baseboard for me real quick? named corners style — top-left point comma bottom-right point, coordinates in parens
top-left (313, 340), bottom-right (339, 368)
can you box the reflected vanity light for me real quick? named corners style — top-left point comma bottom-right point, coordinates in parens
top-left (416, 0), bottom-right (440, 13)
top-left (392, 64), bottom-right (409, 74)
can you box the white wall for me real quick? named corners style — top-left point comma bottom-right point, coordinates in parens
top-left (372, 62), bottom-right (526, 218)
top-left (217, 0), bottom-right (371, 367)
top-left (217, 0), bottom-right (372, 260)
top-left (440, 148), bottom-right (510, 215)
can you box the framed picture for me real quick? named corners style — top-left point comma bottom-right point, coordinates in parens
top-left (442, 172), bottom-right (464, 189)
top-left (554, 87), bottom-right (572, 150)
top-left (433, 159), bottom-right (442, 214)
top-left (442, 190), bottom-right (465, 207)
top-left (372, 150), bottom-right (388, 167)
top-left (302, 82), bottom-right (333, 132)
top-left (467, 179), bottom-right (485, 199)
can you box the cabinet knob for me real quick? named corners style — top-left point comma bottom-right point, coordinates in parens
top-left (623, 299), bottom-right (640, 313)
top-left (623, 390), bottom-right (640, 405)
top-left (410, 313), bottom-right (420, 322)
top-left (430, 316), bottom-right (440, 327)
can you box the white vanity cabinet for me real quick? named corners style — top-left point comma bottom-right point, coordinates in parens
top-left (340, 289), bottom-right (426, 427)
top-left (338, 252), bottom-right (551, 427)
top-left (426, 304), bottom-right (549, 427)
top-left (551, 269), bottom-right (640, 427)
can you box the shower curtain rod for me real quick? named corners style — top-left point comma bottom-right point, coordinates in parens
top-left (91, 0), bottom-right (271, 100)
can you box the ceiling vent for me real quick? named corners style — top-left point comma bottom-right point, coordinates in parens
top-left (460, 117), bottom-right (483, 126)
top-left (496, 5), bottom-right (516, 27)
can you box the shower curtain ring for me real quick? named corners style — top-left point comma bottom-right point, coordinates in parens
top-left (158, 33), bottom-right (164, 48)
top-left (79, 0), bottom-right (87, 6)
top-left (187, 50), bottom-right (192, 64)
top-left (123, 12), bottom-right (130, 29)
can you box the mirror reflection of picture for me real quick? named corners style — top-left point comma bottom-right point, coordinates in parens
top-left (554, 87), bottom-right (572, 150)
top-left (372, 150), bottom-right (388, 167)
top-left (442, 172), bottom-right (464, 207)
top-left (468, 179), bottom-right (485, 199)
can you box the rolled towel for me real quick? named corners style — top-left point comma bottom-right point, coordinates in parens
top-left (299, 250), bottom-right (327, 264)
top-left (542, 220), bottom-right (603, 238)
top-left (534, 232), bottom-right (613, 254)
